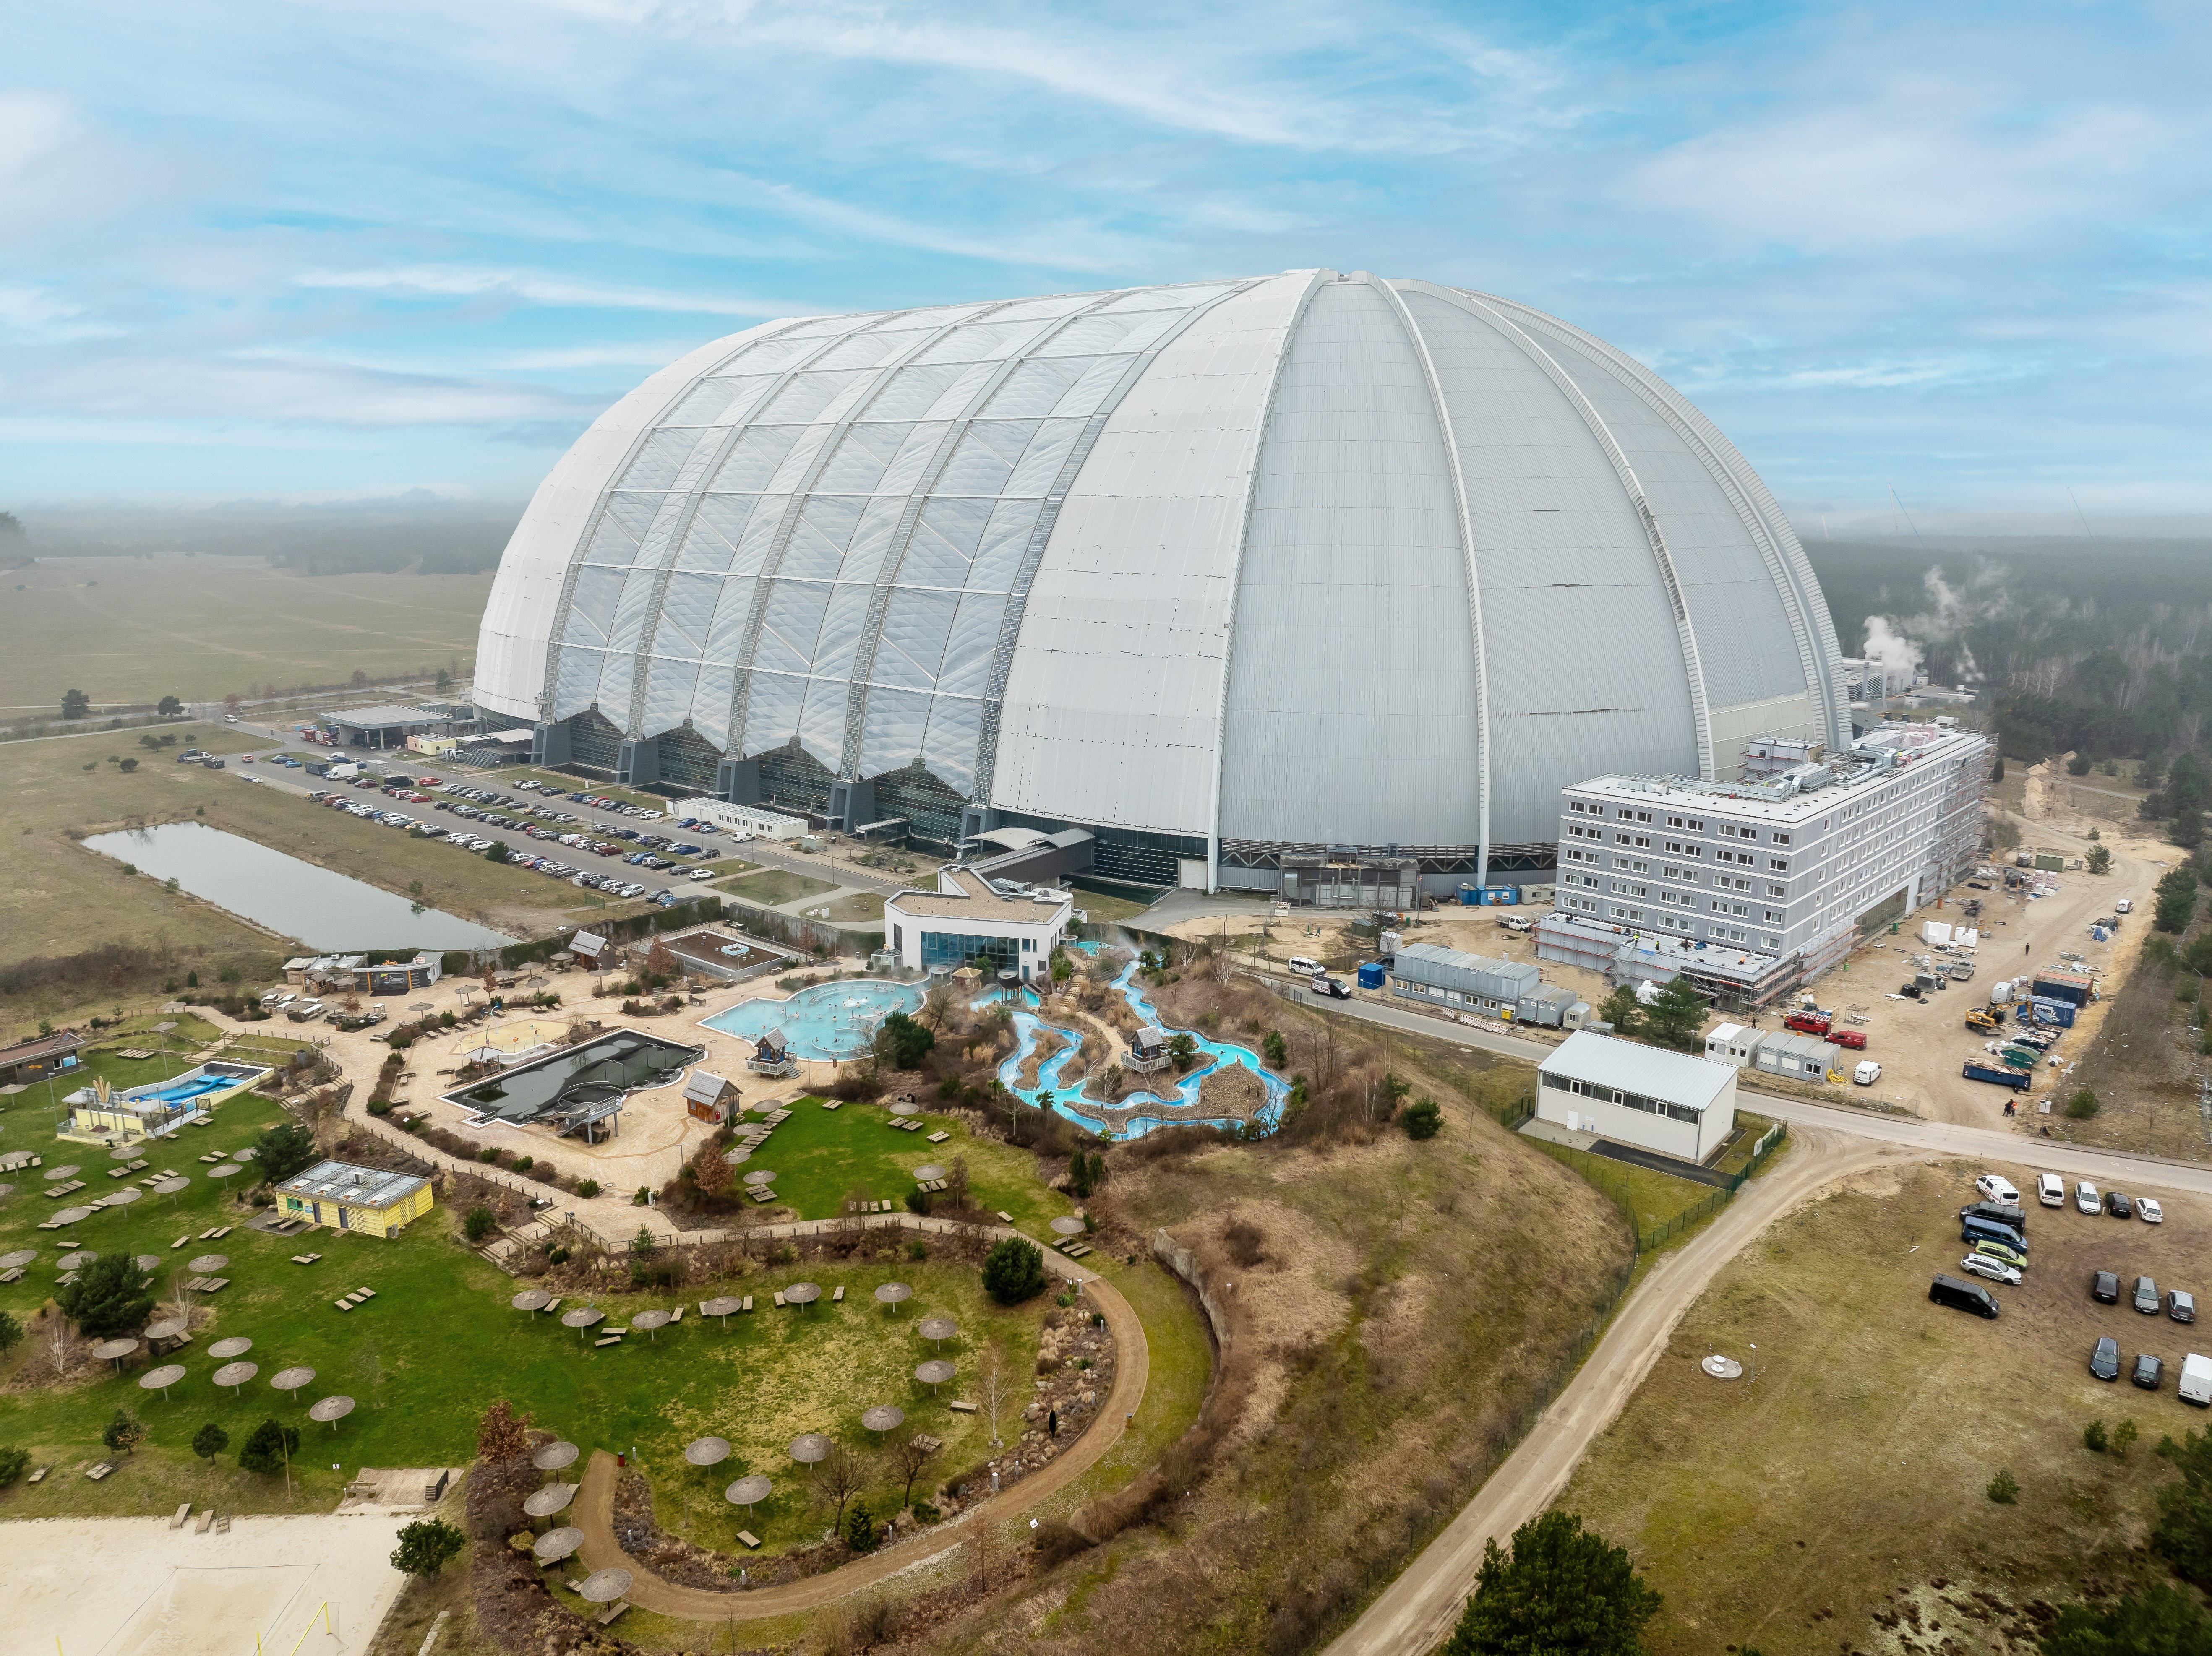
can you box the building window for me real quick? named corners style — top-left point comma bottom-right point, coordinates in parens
top-left (1770, 859), bottom-right (1790, 872)
top-left (1773, 832), bottom-right (1791, 845)
top-left (919, 931), bottom-right (1023, 973)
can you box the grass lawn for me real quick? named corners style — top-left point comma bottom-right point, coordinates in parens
top-left (721, 869), bottom-right (839, 908)
top-left (0, 1092), bottom-right (1081, 1557)
top-left (1524, 1137), bottom-right (1724, 1246)
top-left (720, 1098), bottom-right (1079, 1237)
top-left (1072, 889), bottom-right (1154, 924)
top-left (1560, 1159), bottom-right (2210, 1653)
top-left (1, 555), bottom-right (493, 708)
top-left (820, 891), bottom-right (887, 924)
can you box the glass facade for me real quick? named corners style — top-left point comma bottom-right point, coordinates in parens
top-left (919, 931), bottom-right (1023, 974)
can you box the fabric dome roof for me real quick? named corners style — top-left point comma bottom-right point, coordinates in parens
top-left (475, 269), bottom-right (1845, 880)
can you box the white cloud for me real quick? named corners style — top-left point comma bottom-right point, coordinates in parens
top-left (292, 265), bottom-right (811, 317)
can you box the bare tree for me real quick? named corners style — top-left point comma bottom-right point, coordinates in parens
top-left (817, 1443), bottom-right (869, 1534)
top-left (978, 1344), bottom-right (1012, 1448)
top-left (476, 1398), bottom-right (532, 1463)
top-left (892, 1433), bottom-right (938, 1512)
top-left (1304, 1015), bottom-right (1341, 1091)
top-left (46, 1311), bottom-right (74, 1381)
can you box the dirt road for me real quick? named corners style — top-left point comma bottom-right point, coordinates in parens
top-left (568, 1265), bottom-right (1150, 1620)
top-left (1322, 1123), bottom-right (1910, 1656)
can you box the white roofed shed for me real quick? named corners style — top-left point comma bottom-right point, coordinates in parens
top-left (1537, 1030), bottom-right (1737, 1164)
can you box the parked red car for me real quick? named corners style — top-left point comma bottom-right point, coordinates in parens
top-left (1784, 1009), bottom-right (1833, 1036)
top-left (1823, 1028), bottom-right (1868, 1050)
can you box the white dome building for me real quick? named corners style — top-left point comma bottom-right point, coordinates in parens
top-left (474, 269), bottom-right (1847, 896)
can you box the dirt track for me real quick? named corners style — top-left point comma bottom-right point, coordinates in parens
top-left (1322, 1122), bottom-right (1917, 1656)
top-left (568, 1266), bottom-right (1150, 1619)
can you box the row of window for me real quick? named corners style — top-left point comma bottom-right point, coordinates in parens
top-left (1542, 1070), bottom-right (1701, 1123)
top-left (1566, 799), bottom-right (1790, 845)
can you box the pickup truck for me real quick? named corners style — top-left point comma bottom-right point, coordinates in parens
top-left (1496, 915), bottom-right (1534, 935)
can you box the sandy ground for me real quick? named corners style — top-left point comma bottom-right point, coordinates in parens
top-left (5, 1512), bottom-right (408, 1656)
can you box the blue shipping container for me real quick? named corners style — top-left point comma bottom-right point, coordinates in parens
top-left (1482, 885), bottom-right (1519, 906)
top-left (1457, 884), bottom-right (1482, 906)
top-left (1356, 962), bottom-right (1387, 989)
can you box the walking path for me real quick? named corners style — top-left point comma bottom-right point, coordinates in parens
top-left (569, 1262), bottom-right (1149, 1619)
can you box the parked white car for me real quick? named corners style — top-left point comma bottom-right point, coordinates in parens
top-left (1975, 1174), bottom-right (2022, 1206)
top-left (2076, 1180), bottom-right (2102, 1215)
top-left (1958, 1253), bottom-right (2022, 1287)
top-left (2037, 1172), bottom-right (2066, 1207)
top-left (2139, 1196), bottom-right (2165, 1225)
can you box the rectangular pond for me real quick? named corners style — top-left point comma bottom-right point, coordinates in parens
top-left (440, 1029), bottom-right (703, 1137)
top-left (83, 821), bottom-right (514, 951)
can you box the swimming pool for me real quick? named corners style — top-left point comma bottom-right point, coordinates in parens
top-left (136, 1075), bottom-right (235, 1105)
top-left (704, 979), bottom-right (924, 1063)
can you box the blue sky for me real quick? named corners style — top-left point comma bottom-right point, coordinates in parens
top-left (4, 0), bottom-right (2207, 528)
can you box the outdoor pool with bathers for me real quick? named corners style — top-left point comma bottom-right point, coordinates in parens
top-left (704, 980), bottom-right (924, 1063)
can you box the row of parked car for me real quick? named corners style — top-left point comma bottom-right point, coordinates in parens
top-left (1930, 1171), bottom-right (2210, 1404)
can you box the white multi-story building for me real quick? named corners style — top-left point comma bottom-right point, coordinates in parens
top-left (1545, 722), bottom-right (1988, 998)
top-left (884, 867), bottom-right (1073, 983)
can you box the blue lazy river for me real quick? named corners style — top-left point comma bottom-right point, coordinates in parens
top-left (998, 961), bottom-right (1289, 1140)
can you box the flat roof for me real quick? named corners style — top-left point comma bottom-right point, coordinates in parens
top-left (1540, 1031), bottom-right (1735, 1111)
top-left (328, 704), bottom-right (449, 730)
top-left (275, 1159), bottom-right (428, 1210)
top-left (1566, 724), bottom-right (1986, 823)
top-left (887, 867), bottom-right (1073, 925)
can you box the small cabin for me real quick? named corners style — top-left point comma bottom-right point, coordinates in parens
top-left (746, 1029), bottom-right (798, 1078)
top-left (683, 1069), bottom-right (742, 1124)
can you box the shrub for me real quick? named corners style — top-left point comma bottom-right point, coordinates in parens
top-left (1986, 1468), bottom-right (2019, 1503)
top-left (2084, 1419), bottom-right (2109, 1454)
top-left (2064, 1089), bottom-right (2102, 1120)
top-left (844, 1502), bottom-right (879, 1554)
top-left (1402, 1098), bottom-right (1444, 1139)
top-left (576, 1180), bottom-right (600, 1199)
top-left (463, 1207), bottom-right (496, 1244)
top-left (0, 1445), bottom-right (28, 1487)
top-left (391, 1517), bottom-right (467, 1578)
top-left (981, 1238), bottom-right (1046, 1304)
top-left (907, 1240), bottom-right (928, 1261)
top-left (59, 1254), bottom-right (155, 1338)
top-left (1222, 1218), bottom-right (1266, 1268)
top-left (874, 1010), bottom-right (936, 1070)
top-left (192, 1422), bottom-right (230, 1460)
top-left (255, 1120), bottom-right (320, 1185)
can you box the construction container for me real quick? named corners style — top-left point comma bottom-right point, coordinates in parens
top-left (1518, 882), bottom-right (1556, 904)
top-left (2022, 997), bottom-right (2077, 1028)
top-left (2030, 971), bottom-right (2093, 1007)
top-left (1389, 943), bottom-right (1540, 1013)
top-left (2032, 852), bottom-right (2065, 872)
top-left (1753, 1032), bottom-right (1834, 1081)
top-left (1481, 885), bottom-right (1520, 906)
top-left (1457, 883), bottom-right (1482, 906)
top-left (1356, 961), bottom-right (1387, 990)
top-left (1513, 983), bottom-right (1579, 1028)
top-left (1380, 930), bottom-right (1403, 956)
top-left (1704, 1023), bottom-right (1767, 1068)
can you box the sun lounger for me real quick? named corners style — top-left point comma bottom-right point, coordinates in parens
top-left (949, 1399), bottom-right (977, 1414)
top-left (27, 1465), bottom-right (49, 1484)
top-left (668, 1305), bottom-right (682, 1322)
top-left (741, 1296), bottom-right (753, 1312)
top-left (291, 1254), bottom-right (320, 1265)
top-left (821, 1100), bottom-right (841, 1111)
top-left (996, 1211), bottom-right (1015, 1224)
top-left (356, 1286), bottom-right (375, 1299)
top-left (772, 1291), bottom-right (786, 1308)
top-left (195, 1509), bottom-right (213, 1532)
top-left (170, 1502), bottom-right (193, 1529)
top-left (543, 1297), bottom-right (561, 1314)
top-left (593, 1335), bottom-right (621, 1348)
top-left (926, 1130), bottom-right (950, 1143)
top-left (335, 1301), bottom-right (354, 1312)
top-left (832, 1286), bottom-right (844, 1302)
top-left (174, 1235), bottom-right (190, 1248)
top-left (200, 1227), bottom-right (220, 1239)
top-left (86, 1461), bottom-right (115, 1481)
top-left (0, 1269), bottom-right (20, 1284)
top-left (596, 1604), bottom-right (629, 1627)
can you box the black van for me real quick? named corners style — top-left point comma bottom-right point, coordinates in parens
top-left (1960, 1200), bottom-right (2028, 1234)
top-left (1930, 1274), bottom-right (2001, 1318)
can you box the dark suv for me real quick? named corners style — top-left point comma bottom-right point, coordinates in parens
top-left (2107, 1190), bottom-right (2135, 1219)
top-left (2091, 1271), bottom-right (2121, 1304)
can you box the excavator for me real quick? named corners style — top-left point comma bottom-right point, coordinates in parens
top-left (1965, 1006), bottom-right (2003, 1034)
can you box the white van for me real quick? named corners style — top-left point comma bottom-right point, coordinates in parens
top-left (1285, 956), bottom-right (1323, 977)
top-left (2181, 1353), bottom-right (2212, 1407)
top-left (2115, 898), bottom-right (2134, 914)
top-left (2037, 1172), bottom-right (2066, 1208)
top-left (1853, 1060), bottom-right (1881, 1086)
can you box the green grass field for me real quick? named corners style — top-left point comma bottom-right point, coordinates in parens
top-left (819, 891), bottom-right (887, 923)
top-left (720, 869), bottom-right (838, 908)
top-left (1, 556), bottom-right (492, 708)
top-left (728, 1098), bottom-right (1078, 1237)
top-left (0, 1090), bottom-right (1098, 1556)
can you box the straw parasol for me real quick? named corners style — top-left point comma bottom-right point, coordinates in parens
top-left (533, 1440), bottom-right (581, 1472)
top-left (136, 1255), bottom-right (164, 1273)
top-left (788, 1433), bottom-right (831, 1469)
top-left (577, 1568), bottom-right (632, 1606)
top-left (701, 1295), bottom-right (741, 1328)
top-left (725, 1474), bottom-right (771, 1513)
top-left (913, 1359), bottom-right (955, 1396)
top-left (913, 1164), bottom-right (946, 1182)
top-left (309, 1396), bottom-right (356, 1430)
top-left (409, 1002), bottom-right (436, 1015)
top-left (534, 1526), bottom-right (585, 1563)
top-left (106, 1187), bottom-right (143, 1206)
top-left (861, 1405), bottom-right (905, 1441)
top-left (560, 1307), bottom-right (606, 1339)
top-left (888, 1102), bottom-right (921, 1117)
top-left (213, 1361), bottom-right (258, 1395)
top-left (511, 1288), bottom-right (551, 1317)
top-left (1050, 1216), bottom-right (1085, 1236)
top-left (0, 1250), bottom-right (35, 1270)
top-left (524, 1483), bottom-right (578, 1519)
top-left (63, 1251), bottom-right (99, 1271)
top-left (43, 1164), bottom-right (81, 1182)
top-left (234, 1146), bottom-right (258, 1162)
top-left (92, 1338), bottom-right (140, 1371)
top-left (109, 1145), bottom-right (138, 1160)
top-left (741, 1169), bottom-right (775, 1187)
top-left (153, 1177), bottom-right (189, 1201)
top-left (631, 1307), bottom-right (672, 1342)
top-left (917, 1316), bottom-right (957, 1350)
top-left (188, 1254), bottom-right (228, 1273)
top-left (874, 1281), bottom-right (913, 1314)
top-left (271, 1365), bottom-right (315, 1398)
top-left (145, 1316), bottom-right (188, 1342)
top-left (208, 1336), bottom-right (252, 1360)
top-left (207, 1165), bottom-right (240, 1189)
top-left (53, 1206), bottom-right (94, 1225)
top-left (785, 1282), bottom-right (821, 1311)
top-left (683, 1436), bottom-right (731, 1469)
top-left (139, 1363), bottom-right (188, 1400)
